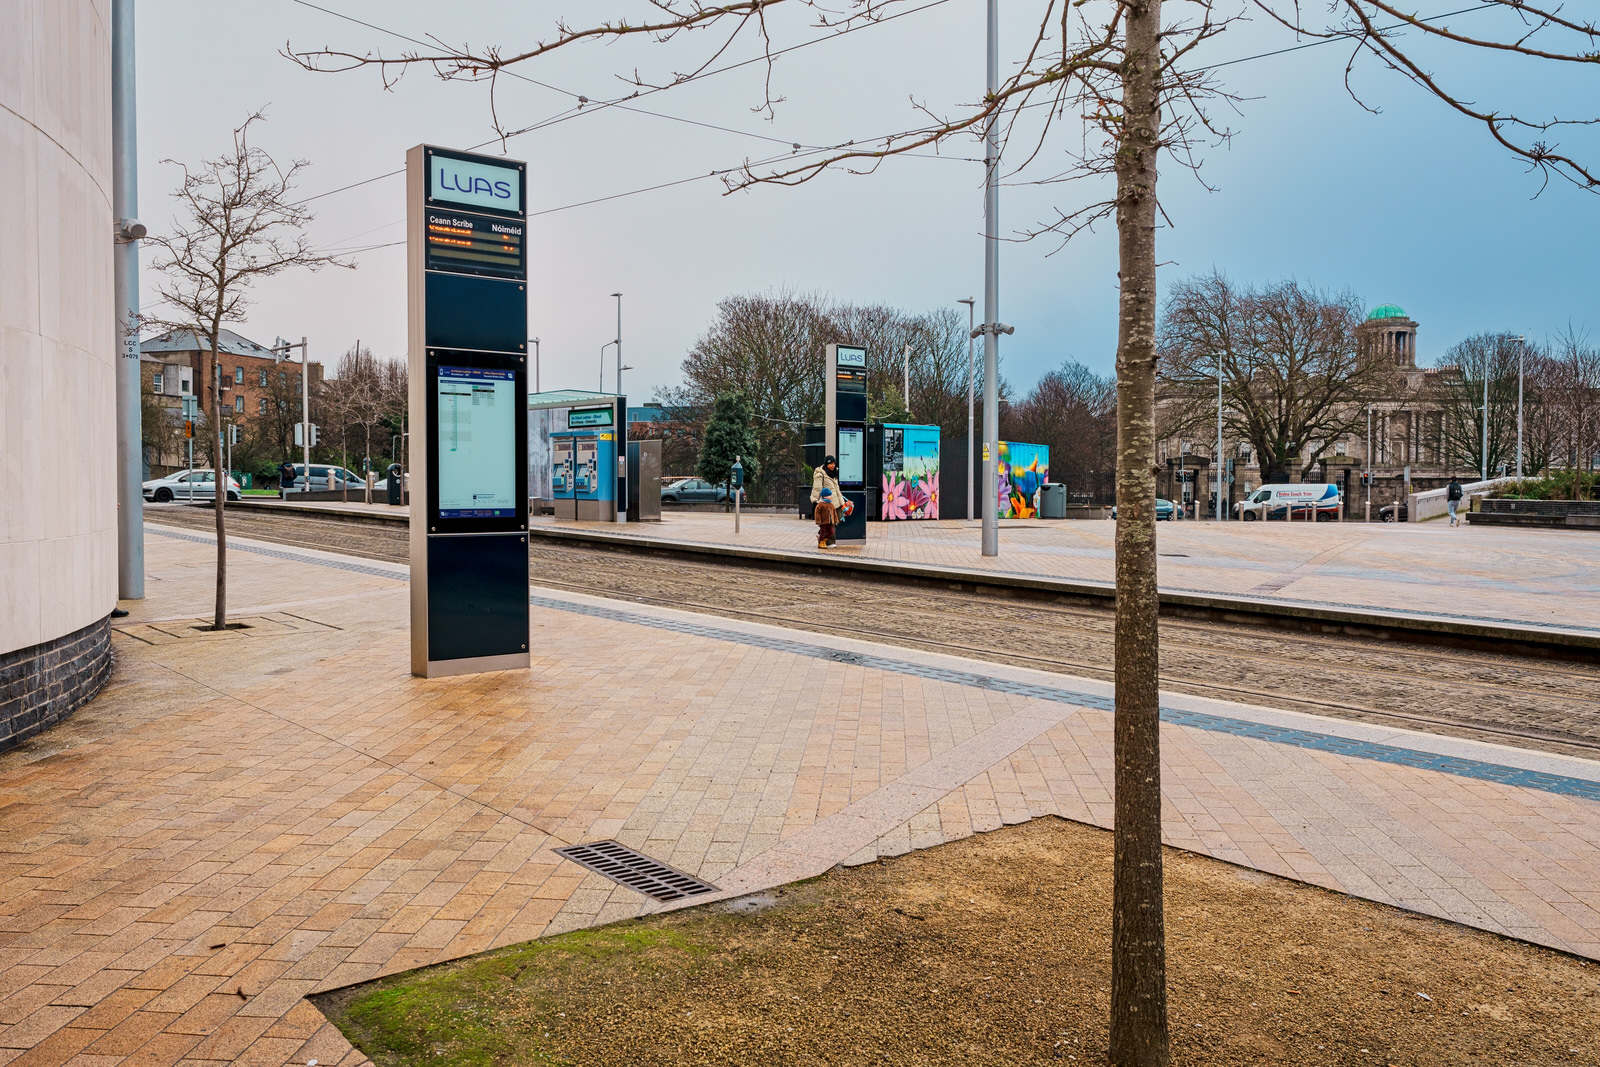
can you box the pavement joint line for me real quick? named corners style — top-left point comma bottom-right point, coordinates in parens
top-left (148, 523), bottom-right (1600, 805)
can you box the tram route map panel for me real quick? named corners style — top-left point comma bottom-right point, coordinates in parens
top-left (436, 366), bottom-right (517, 518)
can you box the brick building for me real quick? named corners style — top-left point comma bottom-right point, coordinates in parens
top-left (140, 328), bottom-right (323, 422)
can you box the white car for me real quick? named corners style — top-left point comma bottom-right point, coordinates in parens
top-left (143, 469), bottom-right (241, 503)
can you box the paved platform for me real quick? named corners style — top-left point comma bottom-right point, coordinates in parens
top-left (533, 511), bottom-right (1600, 632)
top-left (1, 526), bottom-right (1596, 1065)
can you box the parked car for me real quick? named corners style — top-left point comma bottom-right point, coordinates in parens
top-left (281, 463), bottom-right (368, 493)
top-left (1109, 498), bottom-right (1178, 521)
top-left (1235, 483), bottom-right (1341, 521)
top-left (1379, 501), bottom-right (1409, 523)
top-left (143, 469), bottom-right (241, 503)
top-left (660, 477), bottom-right (742, 504)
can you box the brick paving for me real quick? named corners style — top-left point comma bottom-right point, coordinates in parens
top-left (0, 527), bottom-right (1596, 1065)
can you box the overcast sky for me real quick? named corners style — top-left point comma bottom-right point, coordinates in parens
top-left (134, 1), bottom-right (1600, 399)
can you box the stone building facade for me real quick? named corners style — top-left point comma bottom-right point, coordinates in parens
top-left (1158, 303), bottom-right (1468, 516)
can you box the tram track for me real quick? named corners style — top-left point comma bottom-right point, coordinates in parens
top-left (145, 506), bottom-right (1600, 760)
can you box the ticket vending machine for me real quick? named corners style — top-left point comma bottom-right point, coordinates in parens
top-left (550, 429), bottom-right (618, 521)
top-left (825, 343), bottom-right (869, 544)
top-left (407, 145), bottom-right (530, 678)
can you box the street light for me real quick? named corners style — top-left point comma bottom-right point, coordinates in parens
top-left (611, 292), bottom-right (623, 397)
top-left (1515, 334), bottom-right (1526, 479)
top-left (958, 297), bottom-right (976, 521)
top-left (1215, 353), bottom-right (1224, 521)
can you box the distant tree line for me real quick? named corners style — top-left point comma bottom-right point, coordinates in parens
top-left (655, 289), bottom-right (1122, 505)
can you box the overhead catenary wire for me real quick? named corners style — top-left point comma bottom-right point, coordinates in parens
top-left (286, 0), bottom-right (955, 206)
top-left (298, 0), bottom-right (1499, 259)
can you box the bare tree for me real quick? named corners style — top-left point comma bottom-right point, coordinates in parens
top-left (322, 344), bottom-right (391, 501)
top-left (147, 112), bottom-right (350, 631)
top-left (291, 4), bottom-right (1600, 1062)
top-left (1007, 361), bottom-right (1117, 504)
top-left (1430, 333), bottom-right (1523, 479)
top-left (1159, 273), bottom-right (1395, 482)
top-left (1542, 328), bottom-right (1600, 498)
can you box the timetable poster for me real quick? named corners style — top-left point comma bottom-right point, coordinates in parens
top-left (436, 366), bottom-right (517, 518)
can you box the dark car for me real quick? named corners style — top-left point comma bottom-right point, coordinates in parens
top-left (1109, 498), bottom-right (1177, 521)
top-left (1379, 502), bottom-right (1409, 523)
top-left (660, 478), bottom-right (744, 504)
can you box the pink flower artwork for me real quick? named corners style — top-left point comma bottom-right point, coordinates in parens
top-left (881, 474), bottom-right (909, 520)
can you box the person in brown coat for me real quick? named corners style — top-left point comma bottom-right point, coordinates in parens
top-left (811, 455), bottom-right (843, 549)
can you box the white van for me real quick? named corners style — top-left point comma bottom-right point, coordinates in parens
top-left (1235, 483), bottom-right (1340, 521)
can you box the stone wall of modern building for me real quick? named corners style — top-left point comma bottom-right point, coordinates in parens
top-left (0, 0), bottom-right (117, 749)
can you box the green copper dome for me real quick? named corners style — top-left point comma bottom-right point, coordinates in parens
top-left (1365, 303), bottom-right (1407, 321)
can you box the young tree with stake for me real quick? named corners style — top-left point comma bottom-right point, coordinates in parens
top-left (148, 112), bottom-right (350, 631)
top-left (293, 5), bottom-right (1600, 1062)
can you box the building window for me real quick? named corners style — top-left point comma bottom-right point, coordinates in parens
top-left (235, 366), bottom-right (245, 384)
top-left (259, 398), bottom-right (268, 415)
top-left (279, 372), bottom-right (287, 385)
top-left (259, 369), bottom-right (268, 387)
top-left (152, 372), bottom-right (163, 391)
top-left (235, 395), bottom-right (245, 414)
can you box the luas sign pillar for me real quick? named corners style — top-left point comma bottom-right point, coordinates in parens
top-left (408, 145), bottom-right (530, 677)
top-left (824, 343), bottom-right (868, 544)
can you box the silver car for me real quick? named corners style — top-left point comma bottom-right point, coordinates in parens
top-left (143, 469), bottom-right (241, 503)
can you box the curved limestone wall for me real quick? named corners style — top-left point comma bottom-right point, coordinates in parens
top-left (0, 0), bottom-right (117, 751)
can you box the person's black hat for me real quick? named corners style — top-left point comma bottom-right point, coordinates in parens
top-left (823, 455), bottom-right (837, 466)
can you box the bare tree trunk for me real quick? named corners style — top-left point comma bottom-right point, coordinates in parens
top-left (1110, 0), bottom-right (1169, 1063)
top-left (211, 339), bottom-right (228, 630)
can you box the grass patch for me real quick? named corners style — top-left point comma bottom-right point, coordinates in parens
top-left (316, 819), bottom-right (1599, 1066)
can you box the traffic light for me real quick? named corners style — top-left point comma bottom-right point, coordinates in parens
top-left (228, 425), bottom-right (242, 446)
top-left (184, 420), bottom-right (193, 439)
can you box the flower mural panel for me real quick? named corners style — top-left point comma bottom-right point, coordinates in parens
top-left (880, 424), bottom-right (941, 520)
top-left (997, 442), bottom-right (1050, 518)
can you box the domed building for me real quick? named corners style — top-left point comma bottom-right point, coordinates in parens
top-left (1357, 303), bottom-right (1419, 368)
top-left (1156, 300), bottom-right (1468, 517)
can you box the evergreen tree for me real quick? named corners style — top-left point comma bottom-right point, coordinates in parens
top-left (696, 391), bottom-right (760, 496)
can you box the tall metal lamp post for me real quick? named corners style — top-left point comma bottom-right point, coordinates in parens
top-left (611, 292), bottom-right (623, 395)
top-left (972, 0), bottom-right (1012, 558)
top-left (958, 297), bottom-right (976, 521)
top-left (1215, 353), bottom-right (1224, 521)
top-left (1515, 334), bottom-right (1525, 479)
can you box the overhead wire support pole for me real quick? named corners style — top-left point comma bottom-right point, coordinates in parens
top-left (1216, 354), bottom-right (1224, 521)
top-left (980, 0), bottom-right (1002, 558)
top-left (113, 0), bottom-right (145, 600)
top-left (959, 297), bottom-right (975, 521)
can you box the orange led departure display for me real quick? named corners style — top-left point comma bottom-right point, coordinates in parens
top-left (425, 211), bottom-right (525, 279)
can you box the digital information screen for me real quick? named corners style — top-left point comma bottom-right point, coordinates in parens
top-left (567, 406), bottom-right (614, 428)
top-left (425, 211), bottom-right (525, 279)
top-left (436, 366), bottom-right (518, 518)
top-left (837, 426), bottom-right (865, 487)
top-left (836, 345), bottom-right (866, 368)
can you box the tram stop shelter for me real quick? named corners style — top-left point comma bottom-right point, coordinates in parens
top-left (529, 389), bottom-right (652, 522)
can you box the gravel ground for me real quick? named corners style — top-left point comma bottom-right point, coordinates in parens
top-left (316, 818), bottom-right (1599, 1067)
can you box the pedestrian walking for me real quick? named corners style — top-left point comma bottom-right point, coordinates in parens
top-left (811, 456), bottom-right (844, 549)
top-left (1446, 475), bottom-right (1464, 527)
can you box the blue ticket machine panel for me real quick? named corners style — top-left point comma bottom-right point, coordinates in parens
top-left (551, 430), bottom-right (617, 521)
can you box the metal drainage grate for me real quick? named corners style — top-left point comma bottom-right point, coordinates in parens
top-left (553, 841), bottom-right (719, 902)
